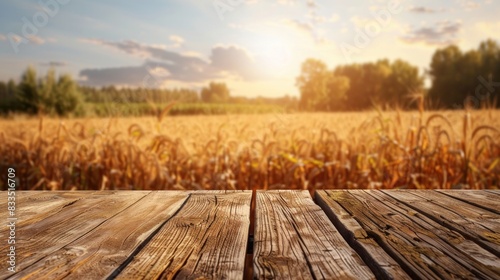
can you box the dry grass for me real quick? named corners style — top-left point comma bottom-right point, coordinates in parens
top-left (0, 110), bottom-right (499, 191)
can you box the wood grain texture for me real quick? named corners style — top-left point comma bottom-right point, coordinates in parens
top-left (2, 190), bottom-right (498, 279)
top-left (323, 190), bottom-right (500, 280)
top-left (385, 190), bottom-right (500, 257)
top-left (315, 190), bottom-right (410, 280)
top-left (0, 191), bottom-right (72, 216)
top-left (0, 191), bottom-right (147, 278)
top-left (114, 191), bottom-right (252, 280)
top-left (436, 190), bottom-right (500, 214)
top-left (9, 191), bottom-right (189, 279)
top-left (0, 192), bottom-right (93, 234)
top-left (253, 190), bottom-right (374, 280)
top-left (0, 191), bottom-right (89, 219)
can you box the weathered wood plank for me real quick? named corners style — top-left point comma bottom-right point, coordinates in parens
top-left (316, 190), bottom-right (410, 280)
top-left (0, 191), bottom-right (54, 213)
top-left (254, 190), bottom-right (374, 280)
top-left (436, 190), bottom-right (500, 214)
top-left (485, 190), bottom-right (500, 195)
top-left (0, 192), bottom-right (93, 235)
top-left (114, 191), bottom-right (252, 280)
top-left (8, 191), bottom-right (189, 279)
top-left (0, 191), bottom-right (147, 277)
top-left (325, 190), bottom-right (499, 279)
top-left (385, 190), bottom-right (500, 257)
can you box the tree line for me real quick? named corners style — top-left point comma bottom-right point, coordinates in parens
top-left (0, 70), bottom-right (297, 116)
top-left (1, 39), bottom-right (499, 116)
top-left (296, 58), bottom-right (423, 110)
top-left (428, 39), bottom-right (500, 109)
top-left (296, 39), bottom-right (500, 110)
top-left (0, 67), bottom-right (82, 116)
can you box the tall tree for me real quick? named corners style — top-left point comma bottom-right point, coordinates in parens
top-left (326, 74), bottom-right (350, 110)
top-left (54, 74), bottom-right (82, 116)
top-left (478, 39), bottom-right (500, 78)
top-left (428, 40), bottom-right (500, 108)
top-left (39, 68), bottom-right (57, 114)
top-left (296, 59), bottom-right (331, 110)
top-left (15, 67), bottom-right (83, 116)
top-left (7, 79), bottom-right (16, 97)
top-left (17, 66), bottom-right (40, 113)
top-left (382, 59), bottom-right (424, 107)
top-left (0, 81), bottom-right (6, 99)
top-left (334, 60), bottom-right (392, 109)
top-left (0, 80), bottom-right (19, 112)
top-left (428, 45), bottom-right (463, 107)
top-left (201, 82), bottom-right (230, 103)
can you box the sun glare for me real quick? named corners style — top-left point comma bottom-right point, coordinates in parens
top-left (251, 36), bottom-right (293, 74)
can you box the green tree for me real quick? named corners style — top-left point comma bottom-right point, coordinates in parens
top-left (428, 45), bottom-right (463, 106)
top-left (478, 39), bottom-right (500, 78)
top-left (326, 74), bottom-right (350, 110)
top-left (17, 66), bottom-right (40, 113)
top-left (7, 79), bottom-right (17, 97)
top-left (15, 67), bottom-right (83, 116)
top-left (201, 82), bottom-right (230, 103)
top-left (0, 81), bottom-right (6, 98)
top-left (382, 59), bottom-right (424, 107)
top-left (428, 40), bottom-right (500, 108)
top-left (54, 74), bottom-right (83, 116)
top-left (296, 59), bottom-right (330, 110)
top-left (39, 68), bottom-right (57, 114)
top-left (0, 80), bottom-right (21, 113)
top-left (335, 60), bottom-right (391, 109)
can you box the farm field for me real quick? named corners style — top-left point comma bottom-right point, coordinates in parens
top-left (0, 110), bottom-right (499, 191)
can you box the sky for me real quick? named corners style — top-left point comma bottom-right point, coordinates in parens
top-left (0, 0), bottom-right (498, 98)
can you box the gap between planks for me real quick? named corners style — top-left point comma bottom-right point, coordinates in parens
top-left (112, 191), bottom-right (252, 280)
top-left (316, 190), bottom-right (500, 280)
top-left (2, 190), bottom-right (498, 280)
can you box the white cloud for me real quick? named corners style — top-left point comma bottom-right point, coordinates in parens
top-left (169, 35), bottom-right (185, 48)
top-left (282, 18), bottom-right (330, 44)
top-left (401, 20), bottom-right (462, 46)
top-left (79, 39), bottom-right (267, 87)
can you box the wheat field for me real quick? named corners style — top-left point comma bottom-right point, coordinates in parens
top-left (0, 110), bottom-right (499, 191)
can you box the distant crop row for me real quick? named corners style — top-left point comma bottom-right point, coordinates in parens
top-left (89, 102), bottom-right (286, 117)
top-left (0, 109), bottom-right (498, 191)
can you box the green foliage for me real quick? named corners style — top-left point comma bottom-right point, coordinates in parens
top-left (296, 59), bottom-right (350, 111)
top-left (428, 39), bottom-right (500, 108)
top-left (54, 74), bottom-right (83, 116)
top-left (230, 95), bottom-right (299, 112)
top-left (81, 86), bottom-right (199, 103)
top-left (0, 79), bottom-right (17, 100)
top-left (383, 59), bottom-right (424, 107)
top-left (0, 79), bottom-right (23, 113)
top-left (13, 67), bottom-right (83, 116)
top-left (334, 59), bottom-right (423, 110)
top-left (326, 75), bottom-right (350, 110)
top-left (17, 66), bottom-right (39, 113)
top-left (296, 59), bottom-right (329, 110)
top-left (88, 102), bottom-right (285, 117)
top-left (297, 58), bottom-right (423, 111)
top-left (201, 82), bottom-right (230, 103)
top-left (170, 103), bottom-right (284, 115)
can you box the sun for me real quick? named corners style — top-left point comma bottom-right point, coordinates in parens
top-left (250, 36), bottom-right (293, 74)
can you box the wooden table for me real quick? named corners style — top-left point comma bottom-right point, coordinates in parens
top-left (1, 190), bottom-right (499, 279)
